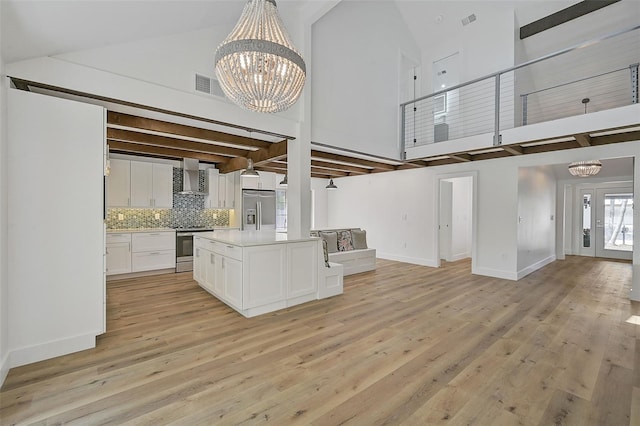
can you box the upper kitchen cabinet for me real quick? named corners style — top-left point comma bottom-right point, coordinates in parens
top-left (241, 171), bottom-right (276, 190)
top-left (205, 168), bottom-right (220, 209)
top-left (131, 161), bottom-right (173, 208)
top-left (107, 158), bottom-right (131, 207)
top-left (218, 173), bottom-right (237, 209)
top-left (108, 160), bottom-right (173, 208)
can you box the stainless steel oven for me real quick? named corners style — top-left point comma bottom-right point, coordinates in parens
top-left (175, 228), bottom-right (213, 272)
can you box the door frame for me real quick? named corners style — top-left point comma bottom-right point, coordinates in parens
top-left (434, 171), bottom-right (478, 270)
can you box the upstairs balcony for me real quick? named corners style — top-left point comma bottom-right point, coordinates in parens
top-left (401, 25), bottom-right (640, 167)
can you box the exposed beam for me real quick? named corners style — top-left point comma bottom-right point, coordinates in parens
top-left (311, 150), bottom-right (396, 171)
top-left (519, 0), bottom-right (621, 39)
top-left (574, 133), bottom-right (592, 147)
top-left (311, 160), bottom-right (370, 174)
top-left (522, 140), bottom-right (578, 154)
top-left (311, 167), bottom-right (349, 177)
top-left (591, 130), bottom-right (640, 146)
top-left (107, 128), bottom-right (248, 158)
top-left (449, 153), bottom-right (471, 162)
top-left (502, 145), bottom-right (523, 155)
top-left (217, 139), bottom-right (289, 174)
top-left (108, 111), bottom-right (272, 150)
top-left (108, 140), bottom-right (227, 163)
top-left (472, 151), bottom-right (513, 161)
top-left (424, 158), bottom-right (460, 167)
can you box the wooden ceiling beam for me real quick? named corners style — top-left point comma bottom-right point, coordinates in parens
top-left (449, 153), bottom-right (471, 162)
top-left (311, 160), bottom-right (370, 174)
top-left (502, 145), bottom-right (523, 155)
top-left (523, 140), bottom-right (579, 154)
top-left (574, 133), bottom-right (592, 147)
top-left (108, 111), bottom-right (272, 150)
top-left (311, 167), bottom-right (349, 177)
top-left (472, 151), bottom-right (512, 161)
top-left (218, 139), bottom-right (288, 174)
top-left (107, 128), bottom-right (248, 158)
top-left (591, 130), bottom-right (640, 146)
top-left (311, 150), bottom-right (396, 171)
top-left (108, 140), bottom-right (227, 163)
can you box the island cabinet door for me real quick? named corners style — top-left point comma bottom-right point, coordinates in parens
top-left (286, 241), bottom-right (319, 300)
top-left (213, 253), bottom-right (225, 296)
top-left (223, 257), bottom-right (244, 309)
top-left (193, 247), bottom-right (204, 284)
top-left (204, 251), bottom-right (216, 292)
top-left (243, 245), bottom-right (287, 309)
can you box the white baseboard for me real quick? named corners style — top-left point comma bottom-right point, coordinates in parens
top-left (472, 266), bottom-right (518, 281)
top-left (376, 252), bottom-right (438, 268)
top-left (450, 252), bottom-right (471, 262)
top-left (9, 332), bottom-right (98, 368)
top-left (0, 351), bottom-right (9, 388)
top-left (516, 255), bottom-right (556, 280)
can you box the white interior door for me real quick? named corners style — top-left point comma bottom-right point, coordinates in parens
top-left (595, 188), bottom-right (633, 260)
top-left (439, 181), bottom-right (453, 261)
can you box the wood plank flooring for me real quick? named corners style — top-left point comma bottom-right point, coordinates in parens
top-left (1, 256), bottom-right (639, 425)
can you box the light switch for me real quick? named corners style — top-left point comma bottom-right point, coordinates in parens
top-left (118, 213), bottom-right (124, 221)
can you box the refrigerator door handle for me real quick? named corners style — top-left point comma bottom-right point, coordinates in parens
top-left (257, 201), bottom-right (262, 230)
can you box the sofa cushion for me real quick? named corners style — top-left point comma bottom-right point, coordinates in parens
top-left (319, 231), bottom-right (338, 253)
top-left (351, 229), bottom-right (368, 249)
top-left (337, 230), bottom-right (354, 252)
top-left (321, 239), bottom-right (330, 267)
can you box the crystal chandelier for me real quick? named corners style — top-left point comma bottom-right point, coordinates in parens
top-left (214, 0), bottom-right (306, 113)
top-left (568, 160), bottom-right (602, 177)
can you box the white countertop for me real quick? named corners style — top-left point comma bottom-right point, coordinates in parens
top-left (107, 228), bottom-right (175, 233)
top-left (198, 230), bottom-right (318, 247)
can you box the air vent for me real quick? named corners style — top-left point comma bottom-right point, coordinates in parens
top-left (461, 13), bottom-right (476, 26)
top-left (195, 74), bottom-right (225, 99)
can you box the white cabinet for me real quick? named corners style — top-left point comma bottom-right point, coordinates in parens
top-left (218, 173), bottom-right (236, 209)
top-left (106, 233), bottom-right (132, 275)
top-left (241, 171), bottom-right (276, 190)
top-left (131, 231), bottom-right (176, 272)
top-left (130, 162), bottom-right (173, 208)
top-left (193, 233), bottom-right (323, 317)
top-left (205, 168), bottom-right (220, 209)
top-left (108, 160), bottom-right (173, 208)
top-left (107, 158), bottom-right (131, 207)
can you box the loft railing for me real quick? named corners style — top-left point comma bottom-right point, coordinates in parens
top-left (400, 25), bottom-right (640, 158)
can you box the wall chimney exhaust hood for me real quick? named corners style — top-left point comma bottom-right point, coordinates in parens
top-left (179, 158), bottom-right (206, 195)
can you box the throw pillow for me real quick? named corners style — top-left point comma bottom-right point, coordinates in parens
top-left (321, 239), bottom-right (330, 267)
top-left (320, 231), bottom-right (338, 253)
top-left (337, 230), bottom-right (354, 252)
top-left (351, 229), bottom-right (368, 249)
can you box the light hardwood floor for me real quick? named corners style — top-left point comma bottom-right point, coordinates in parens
top-left (1, 256), bottom-right (639, 425)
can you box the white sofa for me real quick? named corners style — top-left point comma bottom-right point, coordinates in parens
top-left (313, 228), bottom-right (376, 276)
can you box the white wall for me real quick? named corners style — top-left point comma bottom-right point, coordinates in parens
top-left (311, 0), bottom-right (421, 159)
top-left (516, 165), bottom-right (556, 278)
top-left (327, 139), bottom-right (640, 281)
top-left (310, 177), bottom-right (329, 230)
top-left (0, 1), bottom-right (9, 386)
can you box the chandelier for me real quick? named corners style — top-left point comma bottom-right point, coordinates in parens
top-left (214, 0), bottom-right (306, 113)
top-left (568, 160), bottom-right (602, 177)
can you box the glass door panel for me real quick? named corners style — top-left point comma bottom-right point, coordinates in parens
top-left (595, 188), bottom-right (633, 260)
top-left (579, 190), bottom-right (595, 256)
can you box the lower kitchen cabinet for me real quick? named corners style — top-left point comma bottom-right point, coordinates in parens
top-left (106, 233), bottom-right (132, 275)
top-left (107, 230), bottom-right (175, 276)
top-left (193, 233), bottom-right (321, 317)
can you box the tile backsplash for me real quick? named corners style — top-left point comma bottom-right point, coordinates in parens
top-left (106, 167), bottom-right (232, 229)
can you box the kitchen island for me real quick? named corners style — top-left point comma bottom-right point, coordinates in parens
top-left (193, 230), bottom-right (338, 317)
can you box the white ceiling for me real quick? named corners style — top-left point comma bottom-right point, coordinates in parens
top-left (1, 0), bottom-right (584, 65)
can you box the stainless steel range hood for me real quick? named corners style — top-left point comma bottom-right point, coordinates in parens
top-left (179, 158), bottom-right (206, 195)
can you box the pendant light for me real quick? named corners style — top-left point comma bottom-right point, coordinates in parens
top-left (241, 158), bottom-right (260, 178)
top-left (326, 178), bottom-right (338, 190)
top-left (568, 160), bottom-right (602, 177)
top-left (279, 174), bottom-right (288, 186)
top-left (214, 0), bottom-right (306, 113)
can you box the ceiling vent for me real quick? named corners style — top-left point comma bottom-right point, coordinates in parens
top-left (461, 14), bottom-right (477, 26)
top-left (195, 74), bottom-right (225, 98)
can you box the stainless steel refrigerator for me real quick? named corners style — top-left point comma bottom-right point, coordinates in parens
top-left (242, 189), bottom-right (277, 230)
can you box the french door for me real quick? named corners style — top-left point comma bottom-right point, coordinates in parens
top-left (579, 187), bottom-right (633, 260)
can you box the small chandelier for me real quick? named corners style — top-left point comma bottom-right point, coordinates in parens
top-left (326, 178), bottom-right (338, 190)
top-left (214, 0), bottom-right (306, 113)
top-left (568, 160), bottom-right (602, 177)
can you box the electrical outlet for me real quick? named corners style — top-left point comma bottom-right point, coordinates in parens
top-left (118, 213), bottom-right (124, 221)
top-left (154, 213), bottom-right (160, 220)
